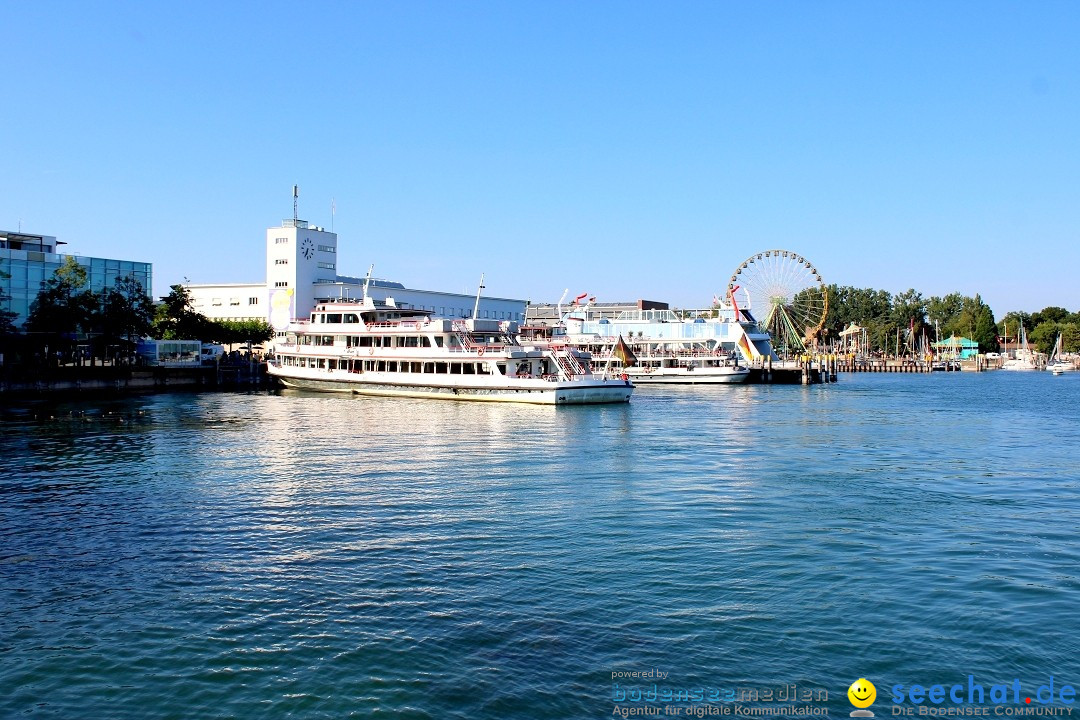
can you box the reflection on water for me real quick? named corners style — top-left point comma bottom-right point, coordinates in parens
top-left (2, 373), bottom-right (1079, 718)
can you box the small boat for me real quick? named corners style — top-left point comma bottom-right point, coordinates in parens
top-left (1001, 324), bottom-right (1039, 371)
top-left (267, 298), bottom-right (634, 404)
top-left (1047, 334), bottom-right (1075, 375)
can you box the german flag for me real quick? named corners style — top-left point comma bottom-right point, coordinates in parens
top-left (613, 335), bottom-right (638, 367)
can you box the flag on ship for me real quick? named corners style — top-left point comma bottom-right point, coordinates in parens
top-left (613, 335), bottom-right (638, 367)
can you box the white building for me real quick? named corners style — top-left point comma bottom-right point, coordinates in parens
top-left (186, 217), bottom-right (526, 332)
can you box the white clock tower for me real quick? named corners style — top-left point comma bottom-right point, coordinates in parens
top-left (266, 217), bottom-right (338, 330)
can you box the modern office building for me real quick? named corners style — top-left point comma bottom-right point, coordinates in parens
top-left (186, 217), bottom-right (527, 332)
top-left (0, 230), bottom-right (153, 328)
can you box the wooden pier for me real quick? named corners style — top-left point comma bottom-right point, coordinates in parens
top-left (745, 356), bottom-right (835, 384)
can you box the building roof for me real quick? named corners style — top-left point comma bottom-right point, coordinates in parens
top-left (932, 336), bottom-right (978, 348)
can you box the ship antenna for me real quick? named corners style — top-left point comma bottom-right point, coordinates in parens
top-left (472, 273), bottom-right (485, 320)
top-left (363, 264), bottom-right (374, 299)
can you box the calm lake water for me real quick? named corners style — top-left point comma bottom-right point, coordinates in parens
top-left (2, 372), bottom-right (1079, 719)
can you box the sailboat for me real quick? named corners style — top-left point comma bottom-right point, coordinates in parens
top-left (1047, 334), bottom-right (1075, 375)
top-left (1001, 323), bottom-right (1039, 371)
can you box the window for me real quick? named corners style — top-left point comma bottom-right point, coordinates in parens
top-left (275, 259), bottom-right (289, 265)
top-left (212, 298), bottom-right (222, 306)
top-left (229, 297), bottom-right (240, 306)
top-left (249, 297), bottom-right (259, 305)
top-left (274, 281), bottom-right (288, 287)
top-left (318, 245), bottom-right (335, 253)
top-left (275, 237), bottom-right (288, 244)
top-left (318, 262), bottom-right (335, 270)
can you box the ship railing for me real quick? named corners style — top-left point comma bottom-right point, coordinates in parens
top-left (366, 320), bottom-right (428, 330)
top-left (551, 348), bottom-right (588, 378)
top-left (451, 320), bottom-right (475, 350)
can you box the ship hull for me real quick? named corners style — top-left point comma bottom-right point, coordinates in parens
top-left (269, 367), bottom-right (632, 405)
top-left (623, 368), bottom-right (750, 385)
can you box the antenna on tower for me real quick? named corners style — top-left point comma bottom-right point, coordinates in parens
top-left (292, 185), bottom-right (299, 221)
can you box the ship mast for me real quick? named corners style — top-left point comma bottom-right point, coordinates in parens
top-left (472, 273), bottom-right (485, 320)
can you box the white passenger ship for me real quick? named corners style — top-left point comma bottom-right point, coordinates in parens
top-left (267, 298), bottom-right (633, 404)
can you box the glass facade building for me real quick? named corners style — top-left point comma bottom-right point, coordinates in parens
top-left (0, 230), bottom-right (153, 328)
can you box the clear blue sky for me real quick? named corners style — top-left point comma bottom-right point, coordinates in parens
top-left (5, 1), bottom-right (1079, 316)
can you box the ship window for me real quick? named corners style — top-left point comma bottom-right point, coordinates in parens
top-left (327, 359), bottom-right (336, 370)
top-left (377, 361), bottom-right (386, 372)
top-left (411, 362), bottom-right (422, 373)
top-left (404, 337), bottom-right (418, 347)
top-left (421, 337), bottom-right (432, 347)
top-left (359, 337), bottom-right (372, 347)
top-left (496, 363), bottom-right (506, 375)
top-left (434, 337), bottom-right (444, 347)
top-left (343, 314), bottom-right (359, 323)
top-left (450, 363), bottom-right (461, 374)
top-left (436, 362), bottom-right (448, 374)
top-left (463, 363), bottom-right (475, 375)
top-left (326, 314), bottom-right (342, 323)
top-left (424, 362), bottom-right (434, 373)
top-left (317, 359), bottom-right (326, 369)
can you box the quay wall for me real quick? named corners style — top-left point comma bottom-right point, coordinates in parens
top-left (0, 364), bottom-right (268, 399)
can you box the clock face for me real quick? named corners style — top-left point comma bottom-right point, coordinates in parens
top-left (301, 238), bottom-right (314, 260)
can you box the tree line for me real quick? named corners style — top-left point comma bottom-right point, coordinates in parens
top-left (820, 284), bottom-right (1080, 355)
top-left (0, 257), bottom-right (273, 362)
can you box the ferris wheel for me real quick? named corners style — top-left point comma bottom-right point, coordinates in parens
top-left (727, 250), bottom-right (828, 353)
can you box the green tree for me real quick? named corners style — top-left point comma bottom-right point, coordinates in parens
top-left (971, 300), bottom-right (999, 353)
top-left (99, 275), bottom-right (156, 348)
top-left (1062, 324), bottom-right (1080, 354)
top-left (823, 285), bottom-right (893, 351)
top-left (0, 270), bottom-right (18, 339)
top-left (927, 293), bottom-right (965, 329)
top-left (153, 284), bottom-right (212, 340)
top-left (1029, 321), bottom-right (1062, 355)
top-left (209, 318), bottom-right (275, 346)
top-left (25, 257), bottom-right (98, 353)
top-left (1030, 306), bottom-right (1069, 327)
top-left (997, 311), bottom-right (1031, 342)
top-left (890, 289), bottom-right (929, 355)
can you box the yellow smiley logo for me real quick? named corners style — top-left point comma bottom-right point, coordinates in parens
top-left (848, 678), bottom-right (876, 708)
